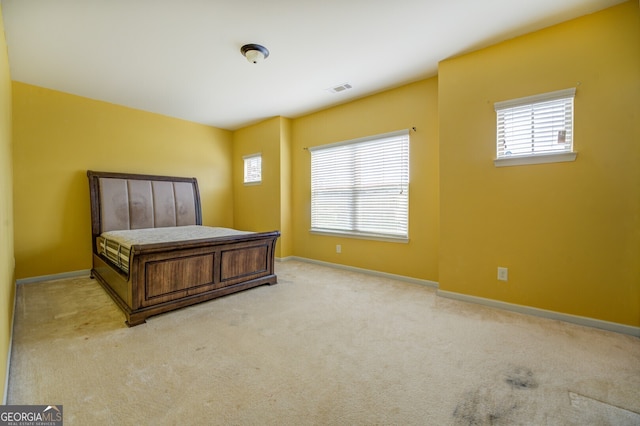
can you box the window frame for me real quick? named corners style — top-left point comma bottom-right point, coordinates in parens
top-left (309, 129), bottom-right (410, 243)
top-left (494, 88), bottom-right (577, 167)
top-left (243, 153), bottom-right (262, 185)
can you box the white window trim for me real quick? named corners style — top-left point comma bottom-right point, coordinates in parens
top-left (310, 229), bottom-right (409, 243)
top-left (243, 153), bottom-right (262, 185)
top-left (309, 129), bottom-right (410, 242)
top-left (494, 88), bottom-right (576, 110)
top-left (494, 152), bottom-right (577, 167)
top-left (494, 88), bottom-right (577, 167)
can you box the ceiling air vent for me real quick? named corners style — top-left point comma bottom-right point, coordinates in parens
top-left (327, 83), bottom-right (353, 94)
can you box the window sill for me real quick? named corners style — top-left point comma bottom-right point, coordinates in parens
top-left (310, 229), bottom-right (409, 244)
top-left (494, 152), bottom-right (577, 167)
top-left (243, 181), bottom-right (262, 186)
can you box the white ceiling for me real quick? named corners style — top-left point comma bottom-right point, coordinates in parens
top-left (1, 0), bottom-right (625, 130)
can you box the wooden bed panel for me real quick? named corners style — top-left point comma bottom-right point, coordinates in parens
top-left (220, 244), bottom-right (269, 283)
top-left (144, 253), bottom-right (216, 300)
top-left (92, 254), bottom-right (132, 306)
top-left (92, 254), bottom-right (132, 308)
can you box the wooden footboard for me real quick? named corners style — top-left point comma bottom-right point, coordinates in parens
top-left (92, 231), bottom-right (279, 326)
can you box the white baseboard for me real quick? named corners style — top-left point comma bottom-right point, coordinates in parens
top-left (278, 256), bottom-right (639, 338)
top-left (277, 256), bottom-right (439, 288)
top-left (3, 281), bottom-right (17, 404)
top-left (16, 269), bottom-right (91, 285)
top-left (437, 289), bottom-right (640, 337)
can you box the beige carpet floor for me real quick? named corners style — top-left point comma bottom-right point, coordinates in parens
top-left (7, 260), bottom-right (640, 425)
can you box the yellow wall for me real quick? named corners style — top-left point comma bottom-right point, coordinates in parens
top-left (438, 1), bottom-right (640, 325)
top-left (291, 79), bottom-right (440, 281)
top-left (279, 117), bottom-right (293, 258)
top-left (12, 83), bottom-right (233, 279)
top-left (231, 117), bottom-right (290, 257)
top-left (0, 5), bottom-right (15, 403)
top-left (232, 116), bottom-right (281, 233)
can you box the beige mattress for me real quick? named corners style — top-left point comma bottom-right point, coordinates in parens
top-left (97, 225), bottom-right (253, 273)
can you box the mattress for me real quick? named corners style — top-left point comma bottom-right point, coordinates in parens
top-left (97, 225), bottom-right (254, 273)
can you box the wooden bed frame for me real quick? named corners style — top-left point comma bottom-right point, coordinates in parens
top-left (87, 171), bottom-right (280, 326)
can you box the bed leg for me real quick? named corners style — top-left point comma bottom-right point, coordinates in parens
top-left (126, 315), bottom-right (147, 327)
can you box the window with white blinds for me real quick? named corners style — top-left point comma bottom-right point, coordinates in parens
top-left (309, 130), bottom-right (409, 241)
top-left (495, 88), bottom-right (576, 163)
top-left (243, 154), bottom-right (261, 184)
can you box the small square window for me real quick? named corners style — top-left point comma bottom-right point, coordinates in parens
top-left (243, 154), bottom-right (262, 184)
top-left (494, 88), bottom-right (577, 167)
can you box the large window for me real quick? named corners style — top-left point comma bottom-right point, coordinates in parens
top-left (494, 88), bottom-right (577, 167)
top-left (309, 130), bottom-right (409, 241)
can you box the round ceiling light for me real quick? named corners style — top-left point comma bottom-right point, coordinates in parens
top-left (240, 44), bottom-right (270, 64)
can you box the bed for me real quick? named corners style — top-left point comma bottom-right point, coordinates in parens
top-left (87, 170), bottom-right (280, 326)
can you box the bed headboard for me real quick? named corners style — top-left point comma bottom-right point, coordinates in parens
top-left (87, 171), bottom-right (202, 238)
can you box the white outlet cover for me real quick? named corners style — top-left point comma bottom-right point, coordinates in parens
top-left (498, 267), bottom-right (508, 281)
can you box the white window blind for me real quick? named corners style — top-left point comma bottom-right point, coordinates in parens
top-left (309, 130), bottom-right (409, 241)
top-left (495, 88), bottom-right (575, 159)
top-left (243, 154), bottom-right (261, 184)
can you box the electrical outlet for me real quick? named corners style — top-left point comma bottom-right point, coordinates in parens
top-left (336, 244), bottom-right (341, 254)
top-left (497, 267), bottom-right (508, 281)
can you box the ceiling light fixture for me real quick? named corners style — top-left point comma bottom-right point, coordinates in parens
top-left (240, 44), bottom-right (269, 64)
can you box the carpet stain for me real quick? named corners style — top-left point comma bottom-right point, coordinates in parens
top-left (453, 388), bottom-right (518, 425)
top-left (505, 367), bottom-right (538, 390)
top-left (453, 367), bottom-right (539, 425)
